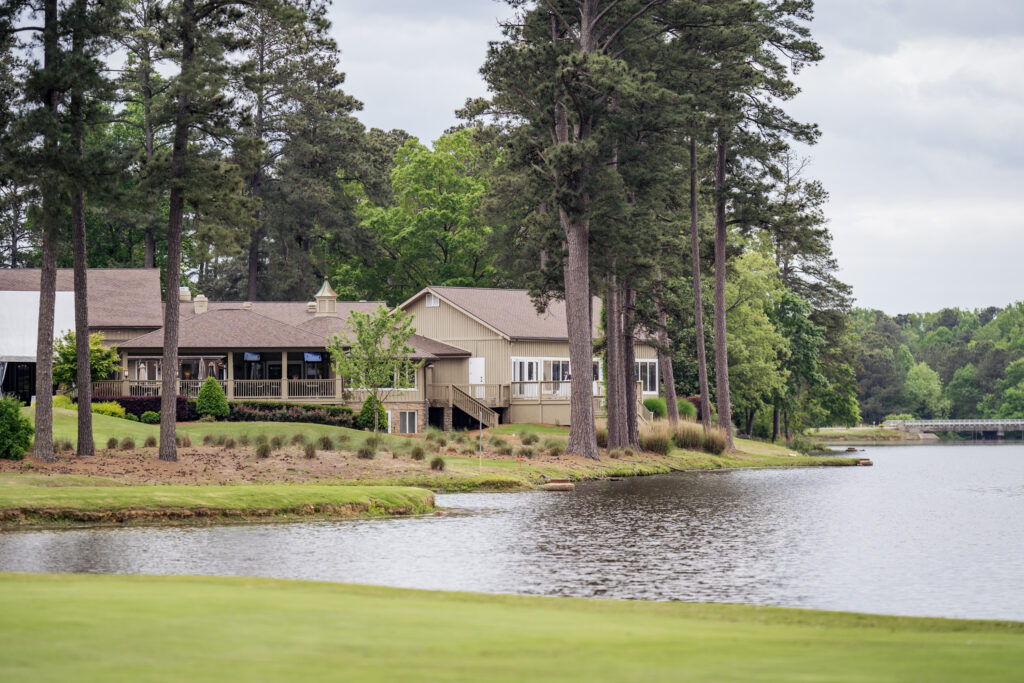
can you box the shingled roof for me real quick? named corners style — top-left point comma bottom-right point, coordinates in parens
top-left (0, 268), bottom-right (163, 328)
top-left (119, 309), bottom-right (329, 350)
top-left (403, 286), bottom-right (602, 341)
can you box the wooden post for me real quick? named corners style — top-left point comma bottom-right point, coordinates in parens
top-left (226, 351), bottom-right (234, 400)
top-left (121, 350), bottom-right (129, 395)
top-left (281, 351), bottom-right (289, 400)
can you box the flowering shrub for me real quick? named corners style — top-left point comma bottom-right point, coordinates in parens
top-left (228, 402), bottom-right (354, 428)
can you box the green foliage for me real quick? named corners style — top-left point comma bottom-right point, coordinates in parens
top-left (0, 397), bottom-right (33, 460)
top-left (903, 362), bottom-right (949, 420)
top-left (335, 129), bottom-right (500, 305)
top-left (140, 411), bottom-right (160, 425)
top-left (106, 437), bottom-right (118, 449)
top-left (329, 306), bottom-right (421, 433)
top-left (92, 402), bottom-right (126, 419)
top-left (885, 414), bottom-right (914, 422)
top-left (356, 396), bottom-right (388, 432)
top-left (53, 394), bottom-right (76, 411)
top-left (430, 456), bottom-right (445, 471)
top-left (52, 330), bottom-right (119, 390)
top-left (196, 378), bottom-right (229, 419)
top-left (677, 399), bottom-right (698, 420)
top-left (256, 443), bottom-right (271, 459)
top-left (410, 445), bottom-right (425, 461)
top-left (643, 398), bottom-right (667, 419)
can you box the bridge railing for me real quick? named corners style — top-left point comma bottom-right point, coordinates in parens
top-left (885, 419), bottom-right (1024, 431)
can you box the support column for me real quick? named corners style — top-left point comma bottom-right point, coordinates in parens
top-left (226, 351), bottom-right (234, 400)
top-left (443, 406), bottom-right (453, 432)
top-left (121, 351), bottom-right (129, 395)
top-left (281, 351), bottom-right (289, 400)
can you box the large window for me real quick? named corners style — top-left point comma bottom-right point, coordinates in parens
top-left (635, 360), bottom-right (658, 394)
top-left (399, 410), bottom-right (417, 434)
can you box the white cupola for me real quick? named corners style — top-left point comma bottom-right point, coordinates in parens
top-left (314, 277), bottom-right (338, 316)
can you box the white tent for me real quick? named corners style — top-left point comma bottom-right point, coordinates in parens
top-left (0, 290), bottom-right (76, 365)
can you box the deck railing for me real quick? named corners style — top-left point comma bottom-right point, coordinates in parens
top-left (234, 380), bottom-right (283, 399)
top-left (288, 379), bottom-right (336, 399)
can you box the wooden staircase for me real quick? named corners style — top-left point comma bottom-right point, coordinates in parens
top-left (451, 385), bottom-right (499, 429)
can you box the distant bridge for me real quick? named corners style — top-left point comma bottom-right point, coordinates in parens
top-left (885, 419), bottom-right (1024, 433)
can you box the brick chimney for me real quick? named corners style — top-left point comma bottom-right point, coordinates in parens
top-left (193, 294), bottom-right (208, 314)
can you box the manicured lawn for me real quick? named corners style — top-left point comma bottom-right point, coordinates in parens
top-left (0, 482), bottom-right (433, 519)
top-left (23, 406), bottom-right (407, 451)
top-left (0, 574), bottom-right (1021, 682)
top-left (488, 423), bottom-right (570, 436)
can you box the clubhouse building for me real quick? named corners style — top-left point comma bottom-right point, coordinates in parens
top-left (0, 269), bottom-right (658, 433)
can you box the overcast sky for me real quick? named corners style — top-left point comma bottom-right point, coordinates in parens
top-left (327, 1), bottom-right (1024, 315)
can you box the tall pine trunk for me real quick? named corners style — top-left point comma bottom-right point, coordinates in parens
top-left (70, 1), bottom-right (93, 455)
top-left (605, 277), bottom-right (626, 449)
top-left (655, 272), bottom-right (678, 425)
top-left (622, 283), bottom-right (639, 449)
top-left (689, 137), bottom-right (712, 430)
top-left (713, 133), bottom-right (734, 450)
top-left (159, 0), bottom-right (196, 462)
top-left (561, 210), bottom-right (598, 459)
top-left (33, 0), bottom-right (60, 463)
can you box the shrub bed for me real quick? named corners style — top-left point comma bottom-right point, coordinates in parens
top-left (228, 402), bottom-right (354, 428)
top-left (91, 395), bottom-right (194, 422)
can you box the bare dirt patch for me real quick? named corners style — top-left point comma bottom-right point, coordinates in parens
top-left (1, 446), bottom-right (446, 485)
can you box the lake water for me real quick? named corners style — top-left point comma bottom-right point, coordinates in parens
top-left (1, 443), bottom-right (1023, 620)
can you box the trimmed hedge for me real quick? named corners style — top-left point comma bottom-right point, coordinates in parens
top-left (91, 395), bottom-right (195, 422)
top-left (228, 402), bottom-right (354, 428)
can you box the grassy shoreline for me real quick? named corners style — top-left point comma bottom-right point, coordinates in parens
top-left (0, 481), bottom-right (434, 528)
top-left (1, 573), bottom-right (1020, 681)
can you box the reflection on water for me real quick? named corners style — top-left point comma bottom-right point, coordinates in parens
top-left (1, 444), bottom-right (1023, 620)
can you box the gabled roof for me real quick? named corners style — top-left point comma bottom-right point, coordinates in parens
top-left (402, 286), bottom-right (602, 341)
top-left (178, 300), bottom-right (385, 328)
top-left (0, 268), bottom-right (164, 328)
top-left (119, 309), bottom-right (329, 350)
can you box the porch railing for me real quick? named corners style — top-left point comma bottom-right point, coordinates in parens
top-left (234, 379), bottom-right (283, 399)
top-left (288, 379), bottom-right (337, 399)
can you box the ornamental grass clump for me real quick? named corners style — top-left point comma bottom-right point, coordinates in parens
top-left (595, 425), bottom-right (608, 448)
top-left (256, 442), bottom-right (271, 459)
top-left (497, 443), bottom-right (514, 456)
top-left (270, 435), bottom-right (284, 450)
top-left (202, 434), bottom-right (215, 446)
top-left (459, 444), bottom-right (476, 455)
top-left (181, 435), bottom-right (192, 448)
top-left (488, 435), bottom-right (507, 448)
top-left (54, 438), bottom-right (74, 453)
top-left (357, 444), bottom-right (376, 459)
top-left (335, 433), bottom-right (350, 446)
top-left (291, 433), bottom-right (306, 445)
top-left (255, 434), bottom-right (268, 445)
top-left (215, 434), bottom-right (227, 446)
top-left (365, 435), bottom-right (381, 450)
top-left (144, 435), bottom-right (157, 448)
top-left (519, 431), bottom-right (538, 445)
top-left (106, 437), bottom-right (118, 449)
top-left (224, 437), bottom-right (237, 450)
top-left (317, 435), bottom-right (333, 450)
top-left (702, 427), bottom-right (729, 455)
top-left (119, 436), bottom-right (135, 451)
top-left (542, 438), bottom-right (564, 457)
top-left (239, 434), bottom-right (250, 446)
top-left (517, 446), bottom-right (535, 459)
top-left (430, 456), bottom-right (445, 471)
top-left (304, 442), bottom-right (317, 459)
top-left (673, 420), bottom-right (705, 451)
top-left (410, 445), bottom-right (425, 461)
top-left (639, 423), bottom-right (673, 455)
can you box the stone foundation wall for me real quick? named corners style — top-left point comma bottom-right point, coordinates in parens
top-left (345, 400), bottom-right (428, 435)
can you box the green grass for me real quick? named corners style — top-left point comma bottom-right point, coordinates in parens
top-left (489, 423), bottom-right (570, 436)
top-left (22, 406), bottom-right (406, 451)
top-left (808, 426), bottom-right (905, 440)
top-left (0, 574), bottom-right (1020, 682)
top-left (0, 481), bottom-right (433, 522)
